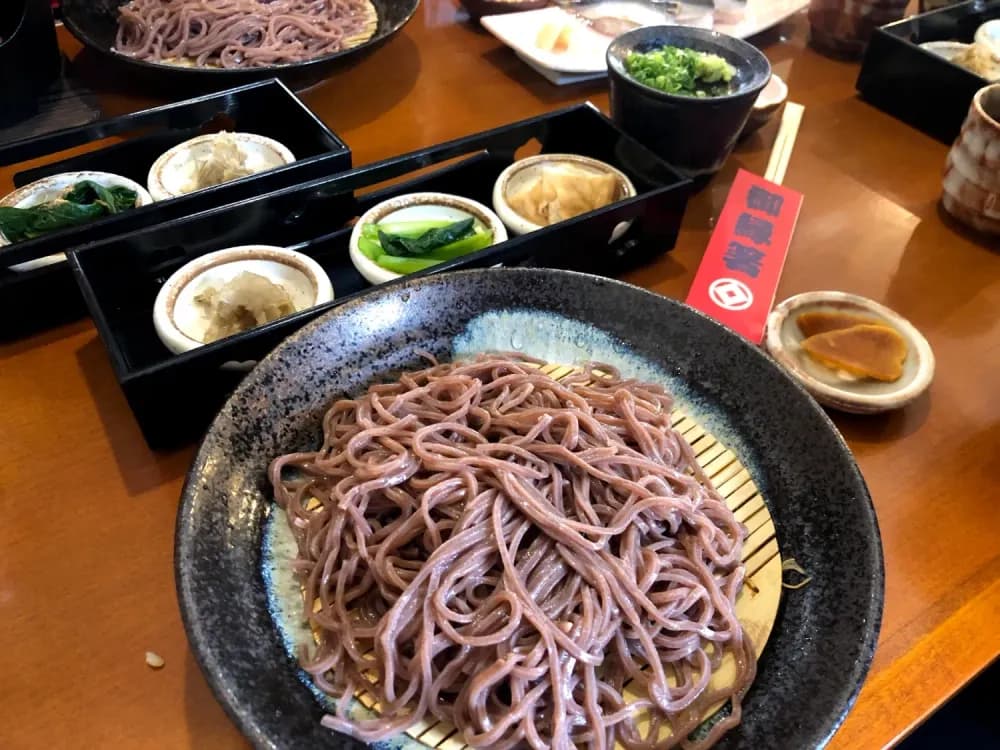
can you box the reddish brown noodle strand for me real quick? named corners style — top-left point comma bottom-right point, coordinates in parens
top-left (269, 356), bottom-right (756, 749)
top-left (114, 0), bottom-right (375, 69)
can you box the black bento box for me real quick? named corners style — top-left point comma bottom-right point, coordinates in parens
top-left (70, 103), bottom-right (691, 449)
top-left (856, 0), bottom-right (1000, 143)
top-left (0, 79), bottom-right (350, 339)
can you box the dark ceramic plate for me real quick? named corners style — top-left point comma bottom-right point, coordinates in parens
top-left (61, 0), bottom-right (418, 90)
top-left (177, 268), bottom-right (883, 750)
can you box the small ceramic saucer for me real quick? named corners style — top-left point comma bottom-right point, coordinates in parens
top-left (153, 245), bottom-right (333, 356)
top-left (147, 132), bottom-right (295, 202)
top-left (492, 153), bottom-right (635, 239)
top-left (764, 291), bottom-right (934, 414)
top-left (349, 192), bottom-right (507, 285)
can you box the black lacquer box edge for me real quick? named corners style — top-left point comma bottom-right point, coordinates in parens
top-left (856, 0), bottom-right (1000, 143)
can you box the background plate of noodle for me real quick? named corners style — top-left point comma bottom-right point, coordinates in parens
top-left (176, 268), bottom-right (883, 750)
top-left (61, 0), bottom-right (419, 86)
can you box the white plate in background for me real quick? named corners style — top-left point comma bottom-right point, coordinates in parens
top-left (481, 0), bottom-right (808, 79)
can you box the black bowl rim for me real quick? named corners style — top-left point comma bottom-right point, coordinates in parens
top-left (176, 267), bottom-right (884, 750)
top-left (61, 0), bottom-right (420, 77)
top-left (607, 25), bottom-right (772, 103)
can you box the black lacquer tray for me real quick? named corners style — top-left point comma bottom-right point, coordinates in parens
top-left (71, 104), bottom-right (691, 447)
top-left (0, 79), bottom-right (351, 339)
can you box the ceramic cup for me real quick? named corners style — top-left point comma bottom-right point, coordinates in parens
top-left (808, 0), bottom-right (909, 59)
top-left (942, 83), bottom-right (1000, 235)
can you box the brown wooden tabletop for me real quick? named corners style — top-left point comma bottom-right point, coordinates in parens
top-left (1, 4), bottom-right (998, 749)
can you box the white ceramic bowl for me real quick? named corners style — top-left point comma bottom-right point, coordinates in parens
top-left (349, 192), bottom-right (508, 286)
top-left (0, 171), bottom-right (153, 272)
top-left (764, 291), bottom-right (934, 414)
top-left (147, 132), bottom-right (295, 202)
top-left (491, 153), bottom-right (636, 238)
top-left (975, 19), bottom-right (1000, 59)
top-left (153, 245), bottom-right (333, 356)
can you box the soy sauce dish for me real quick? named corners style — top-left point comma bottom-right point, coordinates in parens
top-left (607, 26), bottom-right (771, 178)
top-left (349, 192), bottom-right (507, 285)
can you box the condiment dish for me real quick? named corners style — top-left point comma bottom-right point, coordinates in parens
top-left (764, 291), bottom-right (934, 414)
top-left (153, 245), bottom-right (333, 356)
top-left (742, 73), bottom-right (788, 137)
top-left (349, 192), bottom-right (507, 286)
top-left (147, 132), bottom-right (295, 202)
top-left (607, 26), bottom-right (771, 178)
top-left (0, 171), bottom-right (153, 272)
top-left (492, 153), bottom-right (636, 238)
top-left (975, 19), bottom-right (1000, 60)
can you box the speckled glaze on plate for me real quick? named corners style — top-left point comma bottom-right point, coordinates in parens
top-left (176, 268), bottom-right (883, 750)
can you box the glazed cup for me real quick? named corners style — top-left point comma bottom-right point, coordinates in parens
top-left (942, 83), bottom-right (1000, 235)
top-left (808, 0), bottom-right (909, 59)
top-left (607, 26), bottom-right (771, 179)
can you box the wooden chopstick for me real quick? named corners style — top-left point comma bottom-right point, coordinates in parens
top-left (764, 102), bottom-right (804, 186)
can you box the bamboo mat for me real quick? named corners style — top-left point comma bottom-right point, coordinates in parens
top-left (336, 363), bottom-right (784, 749)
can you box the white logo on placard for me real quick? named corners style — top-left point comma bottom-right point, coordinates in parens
top-left (708, 278), bottom-right (754, 311)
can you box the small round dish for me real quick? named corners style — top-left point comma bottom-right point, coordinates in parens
top-left (919, 40), bottom-right (973, 61)
top-left (764, 291), bottom-right (934, 414)
top-left (153, 245), bottom-right (334, 356)
top-left (0, 171), bottom-right (153, 273)
top-left (742, 73), bottom-right (788, 137)
top-left (348, 192), bottom-right (508, 286)
top-left (975, 19), bottom-right (1000, 59)
top-left (492, 153), bottom-right (637, 238)
top-left (147, 133), bottom-right (295, 202)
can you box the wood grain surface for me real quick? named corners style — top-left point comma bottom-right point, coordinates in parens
top-left (0, 5), bottom-right (998, 749)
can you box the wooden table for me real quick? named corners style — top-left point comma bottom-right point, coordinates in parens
top-left (1, 5), bottom-right (998, 749)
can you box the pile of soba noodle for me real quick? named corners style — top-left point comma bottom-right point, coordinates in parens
top-left (114, 0), bottom-right (378, 69)
top-left (270, 355), bottom-right (756, 749)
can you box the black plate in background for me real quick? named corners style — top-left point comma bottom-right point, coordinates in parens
top-left (176, 268), bottom-right (884, 750)
top-left (61, 0), bottom-right (419, 91)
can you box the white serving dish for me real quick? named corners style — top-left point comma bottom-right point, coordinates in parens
top-left (481, 0), bottom-right (808, 78)
top-left (147, 132), bottom-right (295, 202)
top-left (348, 192), bottom-right (507, 286)
top-left (0, 171), bottom-right (153, 272)
top-left (491, 153), bottom-right (636, 240)
top-left (152, 245), bottom-right (333, 356)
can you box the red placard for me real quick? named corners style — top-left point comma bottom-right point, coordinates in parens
top-left (685, 169), bottom-right (803, 344)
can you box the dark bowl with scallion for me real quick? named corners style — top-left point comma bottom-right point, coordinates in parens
top-left (607, 26), bottom-right (771, 179)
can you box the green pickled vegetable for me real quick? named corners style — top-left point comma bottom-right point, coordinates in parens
top-left (360, 214), bottom-right (496, 275)
top-left (374, 254), bottom-right (443, 274)
top-left (357, 235), bottom-right (382, 261)
top-left (0, 180), bottom-right (138, 243)
top-left (377, 217), bottom-right (475, 257)
top-left (420, 229), bottom-right (493, 260)
top-left (624, 46), bottom-right (736, 98)
top-left (363, 219), bottom-right (453, 239)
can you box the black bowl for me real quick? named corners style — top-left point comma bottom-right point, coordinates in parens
top-left (607, 26), bottom-right (771, 178)
top-left (176, 267), bottom-right (883, 750)
top-left (61, 0), bottom-right (419, 92)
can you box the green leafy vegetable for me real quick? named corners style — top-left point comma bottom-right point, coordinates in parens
top-left (362, 219), bottom-right (453, 240)
top-left (358, 216), bottom-right (495, 275)
top-left (376, 218), bottom-right (475, 257)
top-left (0, 180), bottom-right (139, 243)
top-left (374, 254), bottom-right (443, 274)
top-left (624, 46), bottom-right (736, 98)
